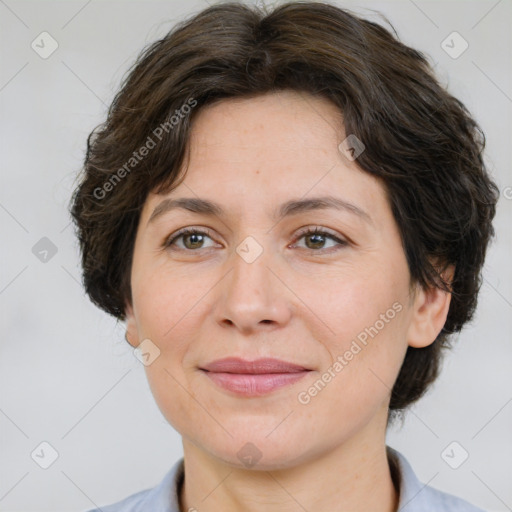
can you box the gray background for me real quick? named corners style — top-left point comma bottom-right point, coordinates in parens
top-left (0, 0), bottom-right (511, 511)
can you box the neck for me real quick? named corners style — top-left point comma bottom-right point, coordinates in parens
top-left (178, 424), bottom-right (398, 512)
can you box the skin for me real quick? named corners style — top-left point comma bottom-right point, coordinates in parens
top-left (125, 90), bottom-right (453, 512)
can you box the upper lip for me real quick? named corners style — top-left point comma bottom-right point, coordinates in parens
top-left (200, 357), bottom-right (310, 374)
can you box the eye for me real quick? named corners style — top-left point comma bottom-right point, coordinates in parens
top-left (164, 228), bottom-right (218, 251)
top-left (292, 226), bottom-right (348, 252)
top-left (163, 226), bottom-right (348, 253)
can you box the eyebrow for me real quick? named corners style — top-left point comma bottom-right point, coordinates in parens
top-left (147, 195), bottom-right (373, 226)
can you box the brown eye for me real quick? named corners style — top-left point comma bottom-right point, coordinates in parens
top-left (181, 232), bottom-right (206, 249)
top-left (304, 232), bottom-right (328, 249)
top-left (165, 228), bottom-right (216, 251)
top-left (294, 227), bottom-right (348, 252)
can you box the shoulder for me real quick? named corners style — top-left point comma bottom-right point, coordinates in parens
top-left (418, 484), bottom-right (486, 512)
top-left (84, 488), bottom-right (150, 512)
top-left (84, 450), bottom-right (485, 512)
top-left (83, 458), bottom-right (184, 512)
top-left (388, 446), bottom-right (486, 512)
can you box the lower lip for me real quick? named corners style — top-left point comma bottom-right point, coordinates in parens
top-left (201, 370), bottom-right (310, 396)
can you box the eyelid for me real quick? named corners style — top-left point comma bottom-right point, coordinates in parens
top-left (163, 225), bottom-right (349, 253)
top-left (291, 226), bottom-right (349, 250)
top-left (292, 225), bottom-right (347, 243)
top-left (164, 226), bottom-right (218, 248)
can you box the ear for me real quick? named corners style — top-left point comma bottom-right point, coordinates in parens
top-left (406, 265), bottom-right (455, 348)
top-left (124, 303), bottom-right (140, 348)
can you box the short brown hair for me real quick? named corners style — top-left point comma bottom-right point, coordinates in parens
top-left (70, 1), bottom-right (499, 422)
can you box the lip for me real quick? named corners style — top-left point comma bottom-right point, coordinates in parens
top-left (200, 357), bottom-right (309, 373)
top-left (199, 357), bottom-right (311, 397)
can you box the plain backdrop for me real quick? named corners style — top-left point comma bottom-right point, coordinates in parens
top-left (0, 1), bottom-right (511, 511)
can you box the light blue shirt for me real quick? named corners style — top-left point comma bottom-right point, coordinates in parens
top-left (86, 446), bottom-right (485, 511)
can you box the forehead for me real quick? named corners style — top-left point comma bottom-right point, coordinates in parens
top-left (188, 90), bottom-right (344, 160)
top-left (142, 91), bottom-right (388, 225)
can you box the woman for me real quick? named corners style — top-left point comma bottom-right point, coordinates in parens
top-left (70, 2), bottom-right (499, 511)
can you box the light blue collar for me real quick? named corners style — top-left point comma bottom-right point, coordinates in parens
top-left (96, 446), bottom-right (484, 511)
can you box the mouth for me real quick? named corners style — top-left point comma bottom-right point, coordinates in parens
top-left (199, 357), bottom-right (312, 397)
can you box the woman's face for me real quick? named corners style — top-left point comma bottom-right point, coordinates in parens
top-left (125, 90), bottom-right (448, 469)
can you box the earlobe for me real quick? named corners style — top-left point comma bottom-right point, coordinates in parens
top-left (124, 303), bottom-right (140, 348)
top-left (407, 265), bottom-right (455, 349)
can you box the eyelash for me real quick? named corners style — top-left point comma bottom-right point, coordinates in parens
top-left (163, 226), bottom-right (348, 254)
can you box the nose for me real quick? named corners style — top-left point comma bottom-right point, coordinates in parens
top-left (213, 242), bottom-right (293, 334)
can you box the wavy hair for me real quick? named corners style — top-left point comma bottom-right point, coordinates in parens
top-left (70, 1), bottom-right (500, 422)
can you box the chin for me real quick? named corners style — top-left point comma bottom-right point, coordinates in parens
top-left (200, 428), bottom-right (318, 472)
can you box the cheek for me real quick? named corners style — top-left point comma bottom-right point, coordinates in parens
top-left (130, 235), bottom-right (411, 446)
top-left (131, 269), bottom-right (214, 433)
top-left (144, 363), bottom-right (210, 442)
top-left (296, 260), bottom-right (407, 351)
top-left (131, 262), bottom-right (207, 339)
top-left (295, 308), bottom-right (408, 443)
top-left (292, 259), bottom-right (409, 405)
